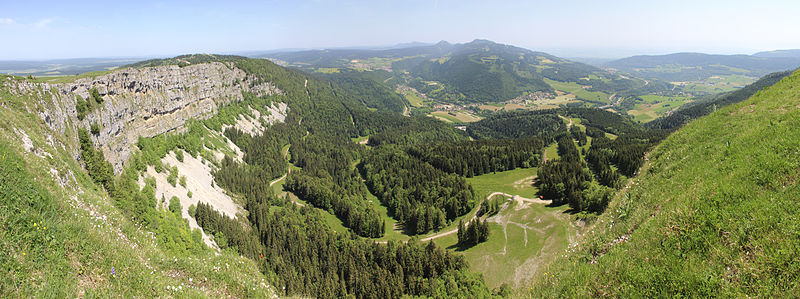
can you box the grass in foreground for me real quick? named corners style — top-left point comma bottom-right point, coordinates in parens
top-left (0, 86), bottom-right (274, 297)
top-left (532, 70), bottom-right (800, 297)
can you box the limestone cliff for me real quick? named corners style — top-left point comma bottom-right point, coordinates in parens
top-left (8, 61), bottom-right (282, 172)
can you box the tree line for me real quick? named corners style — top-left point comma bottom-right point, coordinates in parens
top-left (361, 146), bottom-right (476, 235)
top-left (195, 196), bottom-right (498, 298)
top-left (406, 137), bottom-right (544, 177)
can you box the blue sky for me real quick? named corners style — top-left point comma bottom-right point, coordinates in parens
top-left (1, 0), bottom-right (799, 60)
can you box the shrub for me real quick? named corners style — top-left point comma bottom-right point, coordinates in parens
top-left (187, 190), bottom-right (193, 198)
top-left (167, 166), bottom-right (178, 187)
top-left (89, 87), bottom-right (103, 104)
top-left (169, 196), bottom-right (181, 215)
top-left (76, 95), bottom-right (88, 120)
top-left (179, 176), bottom-right (187, 188)
top-left (90, 123), bottom-right (101, 135)
top-left (188, 204), bottom-right (197, 218)
top-left (175, 149), bottom-right (184, 162)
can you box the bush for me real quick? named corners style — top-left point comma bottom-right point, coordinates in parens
top-left (179, 176), bottom-right (187, 188)
top-left (90, 123), bottom-right (101, 135)
top-left (167, 166), bottom-right (178, 187)
top-left (187, 190), bottom-right (193, 198)
top-left (76, 95), bottom-right (88, 120)
top-left (169, 196), bottom-right (182, 215)
top-left (175, 149), bottom-right (184, 162)
top-left (188, 204), bottom-right (197, 218)
top-left (89, 87), bottom-right (103, 104)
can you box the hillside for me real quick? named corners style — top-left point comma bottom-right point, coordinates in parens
top-left (647, 68), bottom-right (795, 130)
top-left (268, 39), bottom-right (672, 107)
top-left (606, 53), bottom-right (800, 93)
top-left (531, 69), bottom-right (800, 296)
top-left (0, 56), bottom-right (508, 297)
top-left (0, 72), bottom-right (276, 297)
top-left (753, 49), bottom-right (800, 58)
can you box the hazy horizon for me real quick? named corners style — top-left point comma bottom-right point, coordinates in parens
top-left (2, 0), bottom-right (799, 60)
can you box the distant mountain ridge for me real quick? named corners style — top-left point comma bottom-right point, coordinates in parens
top-left (606, 52), bottom-right (800, 82)
top-left (753, 49), bottom-right (800, 58)
top-left (267, 39), bottom-right (670, 104)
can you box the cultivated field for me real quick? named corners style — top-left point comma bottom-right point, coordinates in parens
top-left (430, 110), bottom-right (482, 123)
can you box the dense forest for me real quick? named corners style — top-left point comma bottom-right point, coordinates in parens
top-left (195, 201), bottom-right (496, 298)
top-left (362, 147), bottom-right (476, 234)
top-left (467, 111), bottom-right (565, 140)
top-left (407, 137), bottom-right (545, 177)
top-left (323, 70), bottom-right (408, 113)
top-left (202, 58), bottom-right (499, 296)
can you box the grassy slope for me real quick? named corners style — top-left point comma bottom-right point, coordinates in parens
top-left (435, 169), bottom-right (574, 289)
top-left (532, 70), bottom-right (800, 297)
top-left (544, 78), bottom-right (609, 104)
top-left (0, 76), bottom-right (274, 297)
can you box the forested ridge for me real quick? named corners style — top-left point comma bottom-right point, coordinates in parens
top-left (206, 58), bottom-right (501, 297)
top-left (407, 138), bottom-right (545, 177)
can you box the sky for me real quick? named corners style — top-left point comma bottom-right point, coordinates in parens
top-left (1, 0), bottom-right (800, 60)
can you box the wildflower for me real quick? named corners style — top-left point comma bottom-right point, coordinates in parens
top-left (111, 267), bottom-right (116, 276)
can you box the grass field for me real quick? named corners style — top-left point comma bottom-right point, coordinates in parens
top-left (543, 142), bottom-right (559, 162)
top-left (628, 95), bottom-right (694, 122)
top-left (429, 110), bottom-right (482, 123)
top-left (672, 74), bottom-right (757, 94)
top-left (544, 78), bottom-right (609, 104)
top-left (313, 67), bottom-right (340, 73)
top-left (466, 167), bottom-right (540, 199)
top-left (399, 89), bottom-right (426, 107)
top-left (478, 104), bottom-right (504, 111)
top-left (434, 168), bottom-right (575, 289)
top-left (503, 103), bottom-right (528, 110)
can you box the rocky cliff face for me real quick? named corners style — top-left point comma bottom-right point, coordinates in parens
top-left (9, 61), bottom-right (282, 172)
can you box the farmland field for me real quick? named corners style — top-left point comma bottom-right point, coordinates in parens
top-left (544, 78), bottom-right (610, 104)
top-left (628, 95), bottom-right (694, 122)
top-left (430, 110), bottom-right (482, 123)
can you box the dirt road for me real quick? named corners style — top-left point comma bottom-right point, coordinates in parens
top-left (377, 191), bottom-right (550, 243)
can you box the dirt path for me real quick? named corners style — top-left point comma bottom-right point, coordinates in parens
top-left (377, 192), bottom-right (550, 244)
top-left (559, 115), bottom-right (574, 128)
top-left (489, 192), bottom-right (552, 205)
top-left (268, 145), bottom-right (292, 187)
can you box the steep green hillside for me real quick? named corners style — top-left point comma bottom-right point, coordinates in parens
top-left (531, 70), bottom-right (800, 296)
top-left (647, 69), bottom-right (795, 130)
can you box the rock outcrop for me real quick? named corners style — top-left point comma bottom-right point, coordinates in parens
top-left (8, 62), bottom-right (282, 172)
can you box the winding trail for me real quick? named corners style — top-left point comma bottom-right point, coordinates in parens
top-left (268, 145), bottom-right (292, 187)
